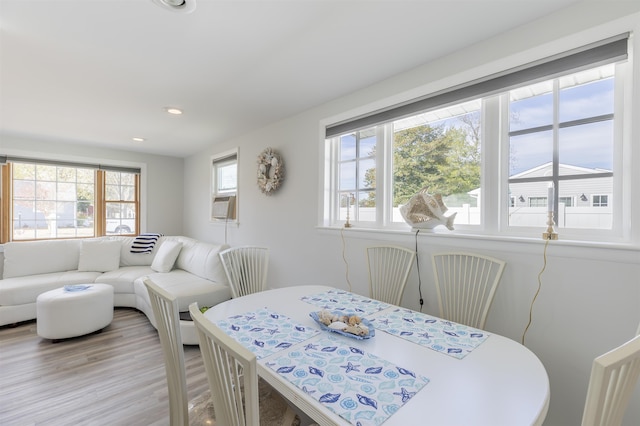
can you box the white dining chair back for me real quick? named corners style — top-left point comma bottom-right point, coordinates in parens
top-left (219, 246), bottom-right (269, 298)
top-left (431, 252), bottom-right (506, 329)
top-left (144, 278), bottom-right (189, 426)
top-left (366, 245), bottom-right (415, 305)
top-left (189, 302), bottom-right (260, 426)
top-left (582, 334), bottom-right (640, 426)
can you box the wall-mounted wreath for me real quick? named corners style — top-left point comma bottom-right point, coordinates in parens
top-left (257, 147), bottom-right (284, 195)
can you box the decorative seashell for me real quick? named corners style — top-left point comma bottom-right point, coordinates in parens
top-left (356, 394), bottom-right (378, 409)
top-left (328, 321), bottom-right (348, 330)
top-left (399, 187), bottom-right (457, 230)
top-left (343, 324), bottom-right (369, 336)
top-left (309, 367), bottom-right (324, 377)
top-left (317, 310), bottom-right (335, 325)
top-left (357, 324), bottom-right (369, 335)
top-left (319, 393), bottom-right (340, 403)
top-left (348, 315), bottom-right (361, 326)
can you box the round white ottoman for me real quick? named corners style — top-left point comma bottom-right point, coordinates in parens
top-left (36, 284), bottom-right (114, 341)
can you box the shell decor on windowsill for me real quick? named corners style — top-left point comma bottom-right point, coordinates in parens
top-left (399, 187), bottom-right (457, 230)
top-left (257, 147), bottom-right (284, 195)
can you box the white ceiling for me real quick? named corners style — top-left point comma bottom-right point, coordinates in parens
top-left (0, 0), bottom-right (581, 158)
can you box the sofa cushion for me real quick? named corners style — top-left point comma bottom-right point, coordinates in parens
top-left (151, 240), bottom-right (182, 273)
top-left (95, 265), bottom-right (154, 294)
top-left (3, 240), bottom-right (81, 279)
top-left (134, 270), bottom-right (231, 312)
top-left (78, 240), bottom-right (122, 272)
top-left (170, 237), bottom-right (228, 283)
top-left (111, 236), bottom-right (157, 267)
top-left (0, 271), bottom-right (103, 305)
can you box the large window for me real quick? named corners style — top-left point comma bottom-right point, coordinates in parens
top-left (323, 35), bottom-right (632, 243)
top-left (1, 159), bottom-right (140, 242)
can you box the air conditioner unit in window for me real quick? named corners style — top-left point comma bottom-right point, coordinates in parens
top-left (211, 195), bottom-right (236, 220)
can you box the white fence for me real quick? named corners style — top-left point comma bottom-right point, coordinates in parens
top-left (342, 204), bottom-right (612, 229)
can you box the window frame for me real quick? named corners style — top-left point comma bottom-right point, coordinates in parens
top-left (593, 194), bottom-right (609, 207)
top-left (210, 149), bottom-right (239, 222)
top-left (98, 170), bottom-right (140, 236)
top-left (0, 160), bottom-right (141, 243)
top-left (321, 33), bottom-right (635, 245)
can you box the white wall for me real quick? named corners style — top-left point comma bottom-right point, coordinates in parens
top-left (183, 3), bottom-right (640, 425)
top-left (0, 134), bottom-right (184, 236)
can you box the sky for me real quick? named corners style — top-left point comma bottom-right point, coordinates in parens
top-left (337, 66), bottom-right (616, 189)
top-left (509, 76), bottom-right (614, 175)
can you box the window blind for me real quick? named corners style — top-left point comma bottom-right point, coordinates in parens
top-left (0, 155), bottom-right (141, 174)
top-left (326, 33), bottom-right (629, 138)
top-left (212, 152), bottom-right (237, 165)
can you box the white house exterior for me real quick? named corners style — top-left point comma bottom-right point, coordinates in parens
top-left (507, 162), bottom-right (612, 229)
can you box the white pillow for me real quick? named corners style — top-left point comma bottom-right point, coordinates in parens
top-left (151, 240), bottom-right (183, 273)
top-left (78, 240), bottom-right (122, 272)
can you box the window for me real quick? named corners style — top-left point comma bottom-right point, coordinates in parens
top-left (323, 34), bottom-right (632, 243)
top-left (337, 129), bottom-right (378, 223)
top-left (559, 197), bottom-right (573, 207)
top-left (593, 195), bottom-right (609, 207)
top-left (211, 150), bottom-right (238, 221)
top-left (103, 171), bottom-right (139, 235)
top-left (507, 65), bottom-right (615, 231)
top-left (529, 197), bottom-right (547, 208)
top-left (1, 159), bottom-right (140, 242)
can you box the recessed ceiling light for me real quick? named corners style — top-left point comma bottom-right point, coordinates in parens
top-left (165, 107), bottom-right (183, 115)
top-left (132, 137), bottom-right (146, 142)
top-left (151, 0), bottom-right (196, 14)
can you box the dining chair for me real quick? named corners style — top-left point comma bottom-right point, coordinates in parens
top-left (366, 245), bottom-right (415, 305)
top-left (581, 334), bottom-right (640, 426)
top-left (219, 246), bottom-right (269, 298)
top-left (189, 303), bottom-right (297, 426)
top-left (144, 278), bottom-right (189, 426)
top-left (431, 252), bottom-right (506, 329)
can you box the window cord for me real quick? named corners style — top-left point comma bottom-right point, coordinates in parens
top-left (522, 238), bottom-right (550, 346)
top-left (414, 229), bottom-right (424, 312)
top-left (340, 227), bottom-right (352, 293)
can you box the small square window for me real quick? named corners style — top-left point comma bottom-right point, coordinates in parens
top-left (593, 195), bottom-right (609, 207)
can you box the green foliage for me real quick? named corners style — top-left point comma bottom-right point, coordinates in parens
top-left (392, 114), bottom-right (481, 206)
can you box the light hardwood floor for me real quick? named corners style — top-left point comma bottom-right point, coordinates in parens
top-left (0, 308), bottom-right (211, 426)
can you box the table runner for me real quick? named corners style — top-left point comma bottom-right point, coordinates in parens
top-left (214, 308), bottom-right (320, 359)
top-left (369, 308), bottom-right (490, 359)
top-left (265, 335), bottom-right (429, 426)
top-left (301, 289), bottom-right (391, 317)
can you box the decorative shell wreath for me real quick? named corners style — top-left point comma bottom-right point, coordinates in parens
top-left (257, 147), bottom-right (284, 195)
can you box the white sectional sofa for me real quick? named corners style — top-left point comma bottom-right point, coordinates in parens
top-left (0, 235), bottom-right (232, 344)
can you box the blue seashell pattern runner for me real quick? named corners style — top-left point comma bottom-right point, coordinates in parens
top-left (214, 308), bottom-right (320, 359)
top-left (370, 308), bottom-right (491, 359)
top-left (265, 335), bottom-right (429, 426)
top-left (301, 290), bottom-right (391, 317)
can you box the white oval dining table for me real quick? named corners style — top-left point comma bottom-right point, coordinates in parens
top-left (204, 285), bottom-right (550, 426)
